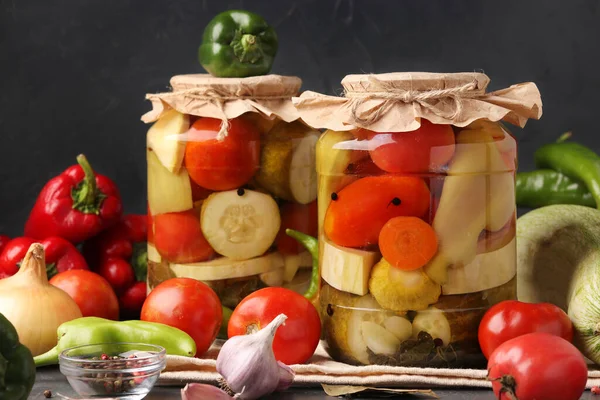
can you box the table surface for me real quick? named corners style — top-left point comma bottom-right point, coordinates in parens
top-left (29, 367), bottom-right (597, 399)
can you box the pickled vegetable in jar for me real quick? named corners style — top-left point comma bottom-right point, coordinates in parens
top-left (293, 72), bottom-right (543, 368)
top-left (142, 74), bottom-right (320, 309)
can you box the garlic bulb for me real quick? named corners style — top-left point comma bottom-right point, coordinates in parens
top-left (216, 313), bottom-right (295, 399)
top-left (0, 243), bottom-right (82, 356)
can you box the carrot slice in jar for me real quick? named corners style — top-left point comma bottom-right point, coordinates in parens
top-left (379, 216), bottom-right (438, 271)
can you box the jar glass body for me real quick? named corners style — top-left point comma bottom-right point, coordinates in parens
top-left (317, 119), bottom-right (517, 368)
top-left (146, 111), bottom-right (320, 311)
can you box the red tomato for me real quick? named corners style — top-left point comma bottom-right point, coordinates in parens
top-left (488, 333), bottom-right (586, 400)
top-left (367, 119), bottom-right (456, 173)
top-left (119, 281), bottom-right (147, 320)
top-left (478, 300), bottom-right (573, 359)
top-left (50, 270), bottom-right (119, 320)
top-left (276, 201), bottom-right (318, 255)
top-left (153, 210), bottom-right (215, 263)
top-left (98, 258), bottom-right (135, 295)
top-left (345, 156), bottom-right (385, 176)
top-left (141, 278), bottom-right (221, 356)
top-left (184, 117), bottom-right (260, 191)
top-left (228, 287), bottom-right (321, 365)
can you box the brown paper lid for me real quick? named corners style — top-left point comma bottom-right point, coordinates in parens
top-left (142, 74), bottom-right (302, 126)
top-left (293, 72), bottom-right (543, 132)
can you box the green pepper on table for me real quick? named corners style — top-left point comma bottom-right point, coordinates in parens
top-left (34, 317), bottom-right (197, 367)
top-left (516, 169), bottom-right (595, 208)
top-left (534, 133), bottom-right (600, 209)
top-left (0, 313), bottom-right (35, 400)
top-left (198, 10), bottom-right (278, 77)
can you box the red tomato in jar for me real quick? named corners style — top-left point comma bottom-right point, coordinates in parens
top-left (478, 300), bottom-right (573, 359)
top-left (141, 278), bottom-right (222, 356)
top-left (228, 287), bottom-right (321, 365)
top-left (50, 270), bottom-right (119, 320)
top-left (184, 117), bottom-right (260, 191)
top-left (276, 201), bottom-right (318, 255)
top-left (488, 333), bottom-right (587, 400)
top-left (153, 210), bottom-right (215, 264)
top-left (367, 120), bottom-right (455, 173)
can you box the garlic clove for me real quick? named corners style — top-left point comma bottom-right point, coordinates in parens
top-left (216, 313), bottom-right (295, 400)
top-left (181, 383), bottom-right (232, 400)
top-left (277, 361), bottom-right (295, 391)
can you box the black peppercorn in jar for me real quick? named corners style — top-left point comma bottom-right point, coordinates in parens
top-left (142, 75), bottom-right (320, 309)
top-left (293, 72), bottom-right (543, 368)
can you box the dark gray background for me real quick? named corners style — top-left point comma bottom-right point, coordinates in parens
top-left (1, 0), bottom-right (598, 236)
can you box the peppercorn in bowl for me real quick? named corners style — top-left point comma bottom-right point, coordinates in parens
top-left (59, 343), bottom-right (166, 399)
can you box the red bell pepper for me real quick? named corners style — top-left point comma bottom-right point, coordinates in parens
top-left (24, 154), bottom-right (122, 244)
top-left (0, 236), bottom-right (88, 279)
top-left (83, 214), bottom-right (148, 319)
top-left (0, 235), bottom-right (10, 255)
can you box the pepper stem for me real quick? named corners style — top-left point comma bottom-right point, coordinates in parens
top-left (33, 345), bottom-right (60, 367)
top-left (557, 131), bottom-right (572, 143)
top-left (231, 30), bottom-right (263, 64)
top-left (71, 154), bottom-right (106, 214)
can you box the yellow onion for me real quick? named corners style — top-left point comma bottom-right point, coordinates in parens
top-left (0, 243), bottom-right (82, 356)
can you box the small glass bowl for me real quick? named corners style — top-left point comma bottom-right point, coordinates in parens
top-left (59, 343), bottom-right (166, 400)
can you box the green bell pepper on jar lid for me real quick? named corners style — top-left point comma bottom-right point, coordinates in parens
top-left (199, 10), bottom-right (278, 78)
top-left (0, 313), bottom-right (36, 400)
top-left (34, 317), bottom-right (197, 367)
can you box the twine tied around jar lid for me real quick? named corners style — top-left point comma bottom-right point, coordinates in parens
top-left (292, 72), bottom-right (543, 132)
top-left (142, 74), bottom-right (302, 140)
top-left (344, 74), bottom-right (481, 126)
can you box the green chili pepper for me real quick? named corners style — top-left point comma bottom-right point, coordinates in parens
top-left (198, 10), bottom-right (278, 78)
top-left (33, 317), bottom-right (197, 367)
top-left (285, 229), bottom-right (319, 301)
top-left (534, 133), bottom-right (600, 209)
top-left (0, 313), bottom-right (35, 400)
top-left (218, 306), bottom-right (234, 340)
top-left (516, 169), bottom-right (595, 208)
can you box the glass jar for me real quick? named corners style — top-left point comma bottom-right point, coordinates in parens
top-left (143, 74), bottom-right (320, 310)
top-left (316, 119), bottom-right (517, 368)
top-left (294, 72), bottom-right (542, 368)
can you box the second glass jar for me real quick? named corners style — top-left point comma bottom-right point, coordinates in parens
top-left (317, 119), bottom-right (517, 368)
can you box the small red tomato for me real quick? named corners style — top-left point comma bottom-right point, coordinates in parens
top-left (488, 333), bottom-right (587, 400)
top-left (119, 281), bottom-right (147, 320)
top-left (478, 300), bottom-right (573, 359)
top-left (98, 258), bottom-right (135, 295)
top-left (228, 287), bottom-right (321, 365)
top-left (276, 201), bottom-right (318, 255)
top-left (592, 386), bottom-right (600, 395)
top-left (185, 117), bottom-right (260, 191)
top-left (141, 278), bottom-right (221, 356)
top-left (367, 119), bottom-right (456, 173)
top-left (153, 210), bottom-right (215, 264)
top-left (50, 270), bottom-right (119, 320)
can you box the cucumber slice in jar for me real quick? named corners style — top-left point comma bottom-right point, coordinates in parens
top-left (411, 307), bottom-right (452, 346)
top-left (200, 189), bottom-right (281, 260)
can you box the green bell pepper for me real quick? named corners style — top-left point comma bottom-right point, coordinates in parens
top-left (0, 313), bottom-right (35, 400)
top-left (34, 317), bottom-right (197, 367)
top-left (199, 10), bottom-right (278, 78)
top-left (516, 169), bottom-right (595, 208)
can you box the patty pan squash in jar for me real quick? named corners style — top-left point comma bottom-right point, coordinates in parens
top-left (142, 74), bottom-right (320, 309)
top-left (293, 72), bottom-right (543, 367)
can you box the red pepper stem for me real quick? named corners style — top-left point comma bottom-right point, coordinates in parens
top-left (76, 154), bottom-right (97, 205)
